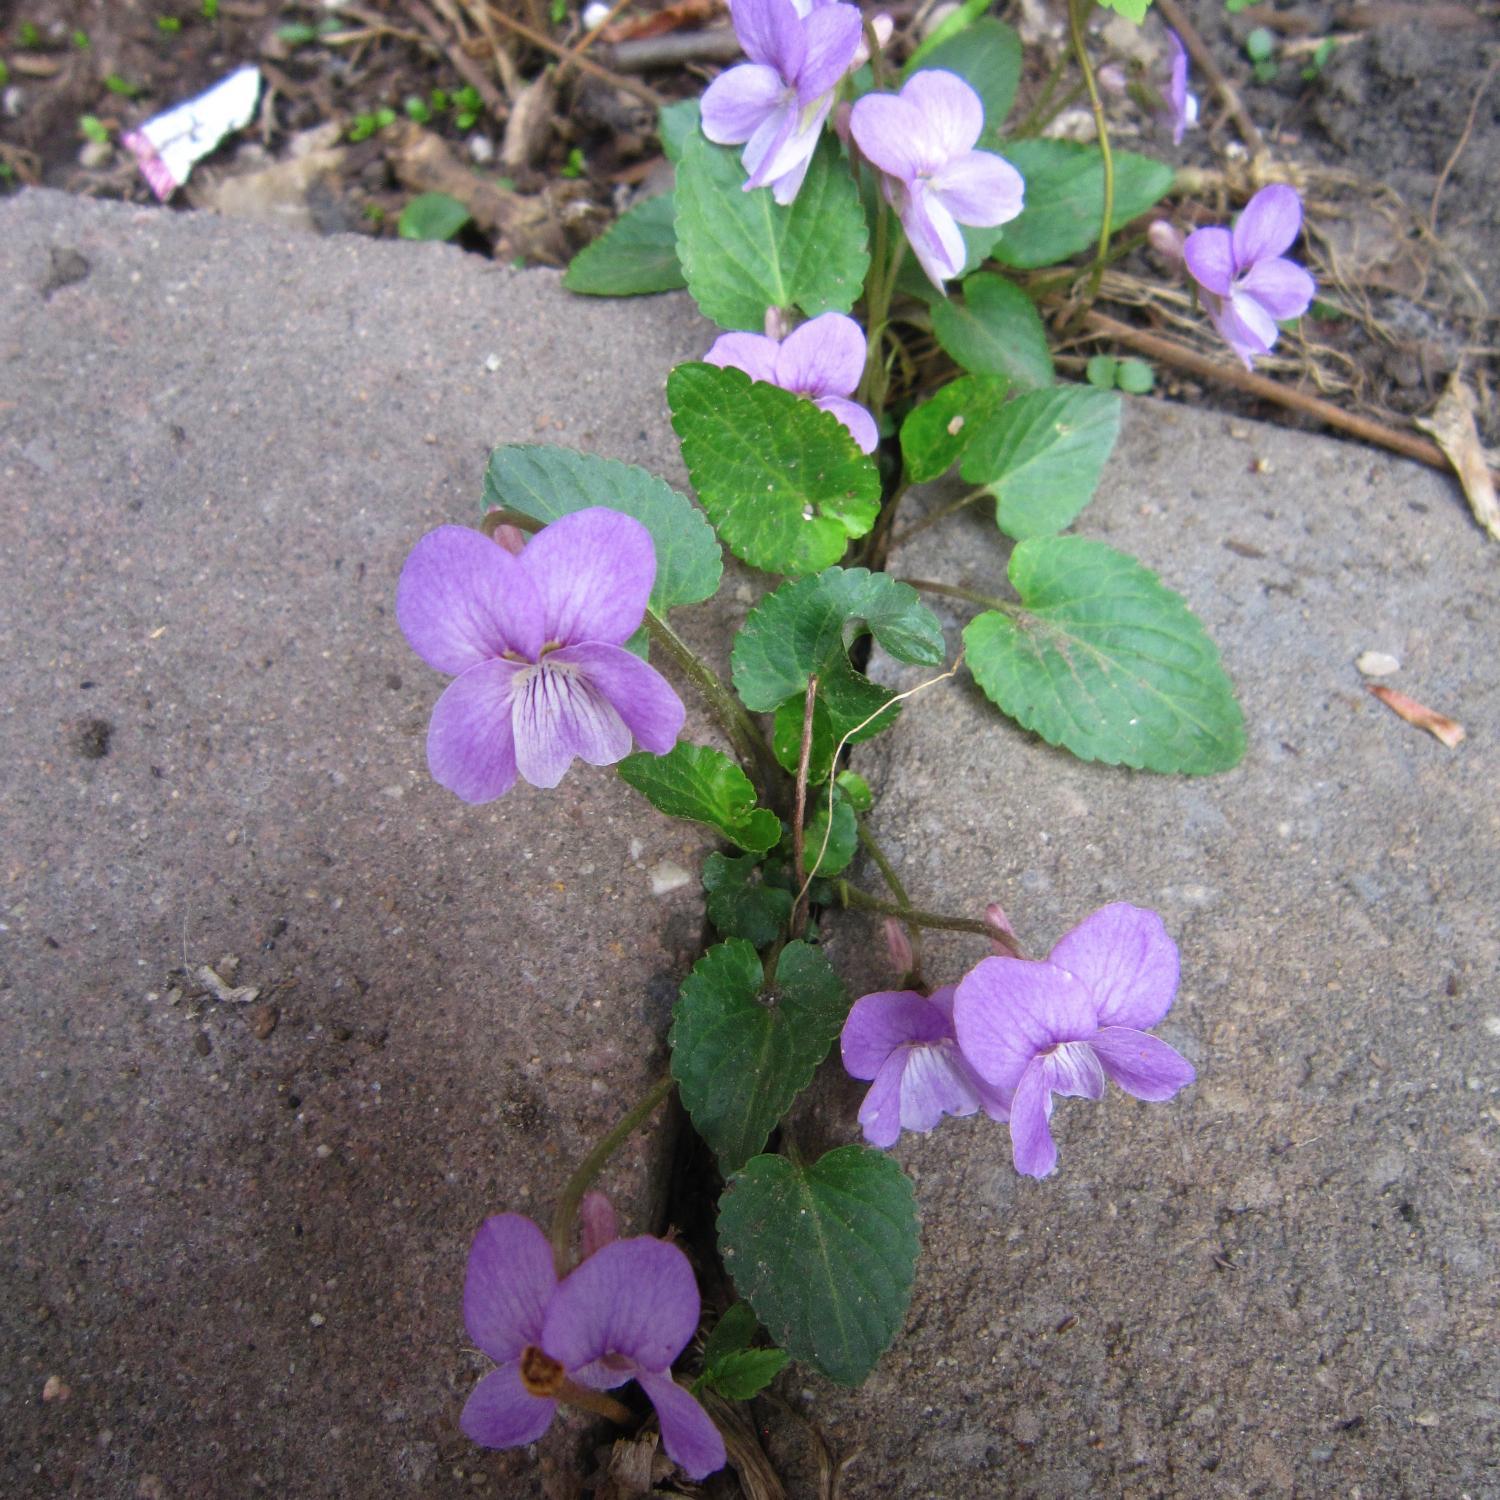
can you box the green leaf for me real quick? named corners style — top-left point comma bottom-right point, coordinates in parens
top-left (658, 98), bottom-right (700, 163)
top-left (962, 536), bottom-right (1246, 773)
top-left (1096, 0), bottom-right (1151, 20)
top-left (731, 567), bottom-right (945, 712)
top-left (800, 789), bottom-right (857, 877)
top-left (904, 17), bottom-right (1022, 137)
top-left (1116, 358), bottom-right (1155, 394)
top-left (668, 363), bottom-right (880, 574)
top-left (835, 769), bottom-right (872, 812)
top-left (718, 1145), bottom-right (919, 1386)
top-left (991, 140), bottom-right (1176, 269)
top-left (618, 744), bottom-right (781, 852)
top-left (703, 852), bottom-right (794, 947)
top-left (771, 658), bottom-right (897, 783)
top-left (900, 375), bottom-right (1012, 482)
top-left (704, 1347), bottom-right (790, 1400)
top-left (671, 940), bottom-right (847, 1174)
top-left (398, 192), bottom-right (471, 242)
top-left (703, 1301), bottom-right (758, 1364)
top-left (674, 131), bottom-right (869, 330)
top-left (483, 445), bottom-right (721, 612)
top-left (929, 273), bottom-right (1054, 388)
top-left (563, 194), bottom-right (684, 296)
top-left (960, 386), bottom-right (1122, 539)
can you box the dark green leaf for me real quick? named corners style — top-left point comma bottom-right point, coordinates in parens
top-left (800, 789), bottom-right (857, 877)
top-left (618, 743), bottom-right (780, 851)
top-left (674, 131), bottom-right (869, 330)
top-left (672, 940), bottom-right (847, 1174)
top-left (962, 536), bottom-right (1246, 773)
top-left (703, 1301), bottom-right (758, 1364)
top-left (703, 852), bottom-right (794, 947)
top-left (771, 658), bottom-right (897, 783)
top-left (835, 770), bottom-right (872, 812)
top-left (704, 1347), bottom-right (790, 1400)
top-left (483, 444), bottom-right (721, 612)
top-left (398, 192), bottom-right (471, 242)
top-left (960, 386), bottom-right (1121, 538)
top-left (900, 375), bottom-right (1012, 482)
top-left (668, 363), bottom-right (880, 574)
top-left (929, 273), bottom-right (1053, 388)
top-left (904, 17), bottom-right (1023, 137)
top-left (564, 194), bottom-right (684, 296)
top-left (991, 140), bottom-right (1175, 269)
top-left (718, 1146), bottom-right (919, 1386)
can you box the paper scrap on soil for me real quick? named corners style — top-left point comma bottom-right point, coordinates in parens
top-left (1414, 374), bottom-right (1500, 543)
top-left (1356, 651), bottom-right (1400, 677)
top-left (1367, 685), bottom-right (1465, 748)
top-left (122, 66), bottom-right (261, 201)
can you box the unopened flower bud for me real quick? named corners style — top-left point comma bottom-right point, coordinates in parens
top-left (832, 99), bottom-right (853, 146)
top-left (984, 902), bottom-right (1021, 957)
top-left (1147, 219), bottom-right (1185, 266)
top-left (762, 306), bottom-right (792, 342)
top-left (491, 523), bottom-right (528, 555)
top-left (579, 1190), bottom-right (618, 1260)
top-left (884, 917), bottom-right (914, 976)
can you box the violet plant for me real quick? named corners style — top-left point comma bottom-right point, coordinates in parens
top-left (400, 0), bottom-right (1318, 1483)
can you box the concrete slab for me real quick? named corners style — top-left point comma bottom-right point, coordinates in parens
top-left (804, 403), bottom-right (1500, 1496)
top-left (0, 190), bottom-right (719, 1499)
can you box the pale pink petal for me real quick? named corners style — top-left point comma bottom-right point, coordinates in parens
top-left (705, 330), bottom-right (783, 385)
top-left (731, 0), bottom-right (805, 76)
top-left (1047, 903), bottom-right (1179, 1032)
top-left (776, 311), bottom-right (867, 396)
top-left (460, 1364), bottom-right (557, 1449)
top-left (903, 183), bottom-right (969, 287)
top-left (427, 658), bottom-right (524, 803)
top-left (702, 63), bottom-right (786, 145)
top-left (1008, 1057), bottom-right (1058, 1178)
top-left (548, 642), bottom-right (685, 754)
top-left (464, 1213), bottom-right (557, 1361)
top-left (511, 663), bottom-right (631, 787)
top-left (1237, 257), bottom-right (1316, 321)
top-left (815, 396), bottom-right (879, 453)
top-left (856, 1050), bottom-right (910, 1147)
top-left (397, 525), bottom-right (545, 672)
top-left (850, 91), bottom-right (928, 180)
top-left (1232, 182), bottom-right (1302, 267)
top-left (1091, 1028), bottom-right (1196, 1101)
top-left (953, 958), bottom-right (1096, 1093)
top-left (901, 69), bottom-right (984, 159)
top-left (519, 508), bottom-right (655, 648)
top-left (931, 149), bottom-right (1025, 228)
top-left (635, 1369), bottom-right (727, 1480)
top-left (1183, 225), bottom-right (1235, 295)
top-left (796, 1), bottom-right (861, 98)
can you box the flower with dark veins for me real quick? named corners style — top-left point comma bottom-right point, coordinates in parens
top-left (1183, 183), bottom-right (1316, 369)
top-left (850, 69), bottom-right (1025, 289)
top-left (397, 509), bottom-right (685, 802)
top-left (704, 311), bottom-right (879, 451)
top-left (842, 986), bottom-right (1011, 1148)
top-left (461, 1214), bottom-right (726, 1480)
top-left (953, 904), bottom-right (1195, 1178)
top-left (700, 0), bottom-right (863, 205)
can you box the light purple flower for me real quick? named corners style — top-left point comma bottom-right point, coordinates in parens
top-left (397, 509), bottom-right (685, 802)
top-left (461, 1214), bottom-right (726, 1480)
top-left (842, 986), bottom-right (1011, 1148)
top-left (850, 69), bottom-right (1025, 289)
top-left (954, 904), bottom-right (1195, 1179)
top-left (1165, 30), bottom-right (1199, 145)
top-left (1183, 183), bottom-right (1317, 369)
top-left (704, 311), bottom-right (879, 451)
top-left (701, 0), bottom-right (863, 205)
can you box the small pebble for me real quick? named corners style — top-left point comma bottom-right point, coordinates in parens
top-left (467, 134), bottom-right (495, 165)
top-left (42, 1374), bottom-right (70, 1402)
top-left (483, 353), bottom-right (502, 373)
top-left (1413, 1409), bottom-right (1440, 1428)
top-left (78, 140), bottom-right (113, 170)
top-left (649, 861), bottom-right (691, 896)
top-left (247, 1002), bottom-right (279, 1040)
top-left (309, 1312), bottom-right (326, 1327)
top-left (1356, 650), bottom-right (1400, 677)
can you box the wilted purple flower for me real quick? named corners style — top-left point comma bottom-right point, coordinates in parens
top-left (842, 986), bottom-right (1011, 1148)
top-left (704, 311), bottom-right (879, 451)
top-left (461, 1214), bottom-right (726, 1480)
top-left (954, 904), bottom-right (1195, 1179)
top-left (397, 508), bottom-right (685, 802)
top-left (1183, 183), bottom-right (1316, 369)
top-left (701, 0), bottom-right (863, 205)
top-left (1165, 30), bottom-right (1199, 145)
top-left (850, 69), bottom-right (1025, 289)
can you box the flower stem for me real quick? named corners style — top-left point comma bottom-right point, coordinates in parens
top-left (1069, 0), bottom-right (1115, 307)
top-left (790, 675), bottom-right (818, 938)
top-left (549, 1072), bottom-right (674, 1275)
top-left (836, 881), bottom-right (1001, 938)
top-left (558, 1377), bottom-right (634, 1425)
top-left (899, 576), bottom-right (1015, 614)
top-left (856, 820), bottom-right (923, 981)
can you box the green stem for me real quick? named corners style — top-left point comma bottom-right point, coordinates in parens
top-left (549, 1072), bottom-right (674, 1275)
top-left (1069, 0), bottom-right (1115, 306)
top-left (1011, 45), bottom-right (1073, 138)
top-left (857, 186), bottom-right (894, 411)
top-left (790, 675), bottom-right (817, 938)
top-left (899, 576), bottom-right (1014, 613)
top-left (888, 486), bottom-right (990, 548)
top-left (837, 881), bottom-right (1002, 938)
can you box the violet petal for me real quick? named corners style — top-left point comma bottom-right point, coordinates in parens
top-left (841, 990), bottom-right (951, 1080)
top-left (511, 662), bottom-right (632, 787)
top-left (547, 642), bottom-right (686, 755)
top-left (931, 149), bottom-right (1025, 228)
top-left (796, 1), bottom-right (862, 99)
top-left (815, 395), bottom-right (879, 453)
top-left (901, 69), bottom-right (984, 159)
top-left (902, 183), bottom-right (967, 287)
top-left (460, 1363), bottom-right (558, 1449)
top-left (397, 525), bottom-right (545, 672)
top-left (777, 311), bottom-right (866, 397)
top-left (1041, 1040), bottom-right (1106, 1101)
top-left (954, 957), bottom-right (1097, 1094)
top-left (704, 330), bottom-right (782, 385)
top-left (635, 1368), bottom-right (727, 1480)
top-left (519, 508), bottom-right (655, 649)
top-left (1183, 225), bottom-right (1235, 296)
top-left (1007, 1056), bottom-right (1059, 1178)
top-left (426, 658), bottom-right (524, 803)
top-left (1047, 903), bottom-right (1180, 1032)
top-left (1232, 182), bottom-right (1302, 268)
top-left (1237, 257), bottom-right (1316, 321)
top-left (464, 1213), bottom-right (558, 1361)
top-left (732, 0), bottom-right (805, 78)
top-left (701, 63), bottom-right (785, 145)
top-left (857, 1049), bottom-right (909, 1148)
top-left (849, 91), bottom-right (926, 180)
top-left (1091, 1027), bottom-right (1196, 1101)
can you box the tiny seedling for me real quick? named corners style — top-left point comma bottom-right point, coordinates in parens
top-left (72, 28), bottom-right (90, 49)
top-left (1301, 37), bottom-right (1336, 81)
top-left (550, 0), bottom-right (568, 22)
top-left (1087, 354), bottom-right (1155, 394)
top-left (453, 85), bottom-right (481, 130)
top-left (363, 201), bottom-right (386, 223)
top-left (404, 95), bottom-right (432, 124)
top-left (202, 0), bottom-right (220, 17)
top-left (1245, 27), bottom-right (1277, 84)
top-left (79, 114), bottom-right (109, 144)
top-left (19, 22), bottom-right (43, 49)
top-left (156, 15), bottom-right (182, 33)
top-left (398, 192), bottom-right (472, 242)
top-left (561, 146), bottom-right (585, 179)
top-left (104, 73), bottom-right (141, 97)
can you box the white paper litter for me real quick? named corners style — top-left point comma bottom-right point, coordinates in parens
top-left (123, 65), bottom-right (261, 200)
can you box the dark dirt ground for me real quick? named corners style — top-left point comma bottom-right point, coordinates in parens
top-left (2, 1), bottom-right (1497, 446)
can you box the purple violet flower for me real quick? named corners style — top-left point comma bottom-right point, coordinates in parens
top-left (1183, 183), bottom-right (1317, 369)
top-left (397, 508), bottom-right (685, 802)
top-left (849, 69), bottom-right (1025, 289)
top-left (461, 1214), bottom-right (726, 1480)
top-left (704, 311), bottom-right (879, 452)
top-left (842, 986), bottom-right (1011, 1148)
top-left (953, 904), bottom-right (1196, 1179)
top-left (701, 0), bottom-right (864, 205)
top-left (1165, 30), bottom-right (1199, 145)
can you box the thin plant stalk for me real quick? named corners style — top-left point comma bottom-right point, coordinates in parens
top-left (1069, 0), bottom-right (1115, 306)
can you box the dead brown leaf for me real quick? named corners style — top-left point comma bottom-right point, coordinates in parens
top-left (1414, 374), bottom-right (1500, 543)
top-left (601, 0), bottom-right (724, 43)
top-left (1367, 685), bottom-right (1466, 749)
